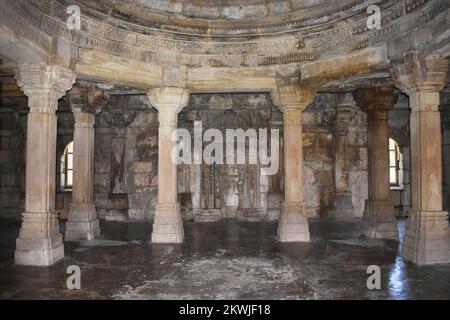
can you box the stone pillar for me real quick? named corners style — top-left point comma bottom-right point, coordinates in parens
top-left (392, 53), bottom-right (449, 264)
top-left (274, 86), bottom-right (316, 242)
top-left (147, 87), bottom-right (189, 243)
top-left (65, 106), bottom-right (100, 241)
top-left (14, 63), bottom-right (75, 265)
top-left (354, 86), bottom-right (399, 240)
top-left (333, 96), bottom-right (357, 220)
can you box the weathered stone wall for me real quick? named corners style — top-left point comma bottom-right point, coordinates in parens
top-left (1, 91), bottom-right (419, 222)
top-left (441, 92), bottom-right (450, 213)
top-left (343, 99), bottom-right (369, 218)
top-left (0, 101), bottom-right (27, 219)
top-left (94, 95), bottom-right (158, 221)
top-left (174, 93), bottom-right (343, 220)
top-left (302, 94), bottom-right (335, 218)
top-left (177, 93), bottom-right (284, 221)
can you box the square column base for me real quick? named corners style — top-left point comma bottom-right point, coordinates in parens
top-left (65, 203), bottom-right (100, 241)
top-left (277, 202), bottom-right (310, 242)
top-left (15, 212), bottom-right (64, 266)
top-left (402, 210), bottom-right (449, 265)
top-left (333, 191), bottom-right (354, 220)
top-left (151, 203), bottom-right (184, 243)
top-left (361, 200), bottom-right (398, 240)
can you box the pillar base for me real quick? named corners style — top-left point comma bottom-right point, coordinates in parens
top-left (65, 203), bottom-right (100, 241)
top-left (151, 203), bottom-right (184, 243)
top-left (333, 191), bottom-right (354, 220)
top-left (15, 212), bottom-right (64, 266)
top-left (361, 199), bottom-right (398, 240)
top-left (402, 210), bottom-right (449, 265)
top-left (277, 202), bottom-right (310, 242)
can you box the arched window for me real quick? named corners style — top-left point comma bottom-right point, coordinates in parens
top-left (60, 141), bottom-right (74, 190)
top-left (389, 138), bottom-right (403, 188)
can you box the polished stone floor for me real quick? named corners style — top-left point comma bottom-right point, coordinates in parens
top-left (0, 218), bottom-right (449, 299)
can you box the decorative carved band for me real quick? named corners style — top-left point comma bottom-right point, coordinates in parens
top-left (9, 0), bottom-right (448, 68)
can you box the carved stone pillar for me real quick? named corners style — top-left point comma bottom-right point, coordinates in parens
top-left (354, 86), bottom-right (399, 240)
top-left (392, 53), bottom-right (449, 264)
top-left (147, 87), bottom-right (189, 243)
top-left (274, 86), bottom-right (316, 242)
top-left (333, 96), bottom-right (357, 220)
top-left (14, 63), bottom-right (75, 265)
top-left (65, 96), bottom-right (100, 240)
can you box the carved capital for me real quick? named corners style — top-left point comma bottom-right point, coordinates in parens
top-left (391, 52), bottom-right (448, 95)
top-left (15, 63), bottom-right (76, 113)
top-left (147, 87), bottom-right (190, 113)
top-left (67, 84), bottom-right (107, 115)
top-left (353, 86), bottom-right (398, 116)
top-left (147, 87), bottom-right (189, 125)
top-left (273, 85), bottom-right (316, 112)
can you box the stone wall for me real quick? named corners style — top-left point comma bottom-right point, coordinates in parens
top-left (346, 101), bottom-right (369, 218)
top-left (94, 95), bottom-right (158, 221)
top-left (441, 92), bottom-right (450, 212)
top-left (0, 100), bottom-right (27, 219)
top-left (1, 91), bottom-right (422, 222)
top-left (302, 94), bottom-right (335, 218)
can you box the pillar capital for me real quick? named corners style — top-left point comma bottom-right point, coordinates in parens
top-left (391, 52), bottom-right (448, 107)
top-left (15, 63), bottom-right (76, 113)
top-left (353, 86), bottom-right (399, 115)
top-left (147, 87), bottom-right (190, 113)
top-left (67, 84), bottom-right (107, 115)
top-left (147, 87), bottom-right (190, 125)
top-left (272, 85), bottom-right (316, 112)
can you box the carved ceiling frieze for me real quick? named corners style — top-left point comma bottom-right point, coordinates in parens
top-left (5, 0), bottom-right (450, 68)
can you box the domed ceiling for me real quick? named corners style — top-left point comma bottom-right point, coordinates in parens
top-left (1, 0), bottom-right (448, 92)
top-left (59, 0), bottom-right (366, 36)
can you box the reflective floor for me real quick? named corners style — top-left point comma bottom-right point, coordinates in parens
top-left (0, 218), bottom-right (449, 299)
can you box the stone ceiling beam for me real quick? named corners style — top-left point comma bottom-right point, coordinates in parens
top-left (301, 46), bottom-right (390, 87)
top-left (75, 49), bottom-right (163, 90)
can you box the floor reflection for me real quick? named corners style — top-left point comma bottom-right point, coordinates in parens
top-left (388, 218), bottom-right (411, 299)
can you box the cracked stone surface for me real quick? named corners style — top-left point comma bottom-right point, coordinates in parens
top-left (0, 218), bottom-right (449, 299)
